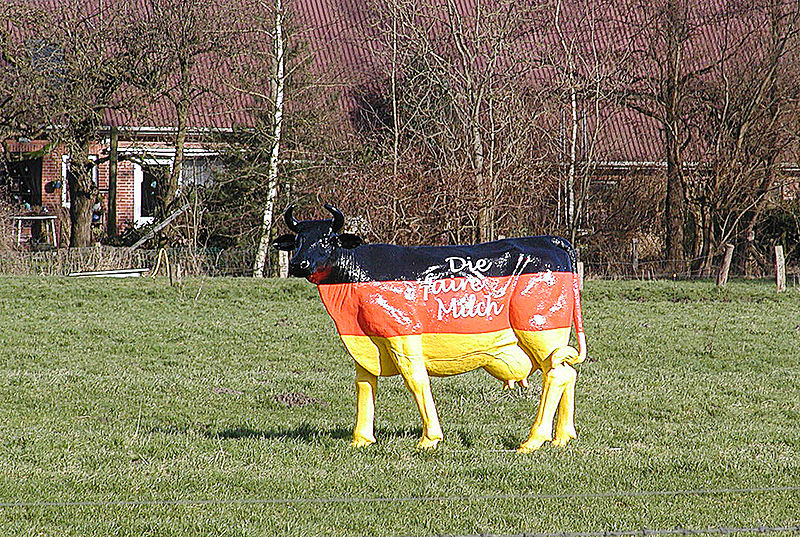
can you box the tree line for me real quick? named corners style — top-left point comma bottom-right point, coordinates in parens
top-left (1, 0), bottom-right (799, 276)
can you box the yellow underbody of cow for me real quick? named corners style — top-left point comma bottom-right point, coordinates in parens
top-left (344, 326), bottom-right (584, 452)
top-left (340, 327), bottom-right (572, 378)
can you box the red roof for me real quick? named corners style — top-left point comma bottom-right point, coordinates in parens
top-left (8, 0), bottom-right (798, 163)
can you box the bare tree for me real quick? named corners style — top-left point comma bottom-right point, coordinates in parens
top-left (541, 0), bottom-right (619, 247)
top-left (252, 0), bottom-right (288, 277)
top-left (364, 0), bottom-right (549, 244)
top-left (610, 0), bottom-right (713, 272)
top-left (2, 0), bottom-right (146, 247)
top-left (0, 3), bottom-right (52, 146)
top-left (672, 0), bottom-right (800, 275)
top-left (736, 0), bottom-right (800, 276)
top-left (132, 0), bottom-right (244, 223)
top-left (196, 0), bottom-right (343, 267)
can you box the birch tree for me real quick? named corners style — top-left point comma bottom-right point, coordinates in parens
top-left (253, 0), bottom-right (287, 277)
top-left (545, 0), bottom-right (617, 246)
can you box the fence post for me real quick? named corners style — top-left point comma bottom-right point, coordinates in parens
top-left (577, 261), bottom-right (584, 291)
top-left (631, 238), bottom-right (639, 276)
top-left (716, 243), bottom-right (735, 286)
top-left (279, 250), bottom-right (289, 278)
top-left (775, 245), bottom-right (786, 292)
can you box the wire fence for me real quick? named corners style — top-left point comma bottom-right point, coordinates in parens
top-left (580, 235), bottom-right (798, 283)
top-left (0, 244), bottom-right (797, 284)
top-left (0, 245), bottom-right (256, 277)
top-left (411, 527), bottom-right (800, 537)
top-left (1, 486), bottom-right (797, 537)
top-left (2, 485), bottom-right (798, 509)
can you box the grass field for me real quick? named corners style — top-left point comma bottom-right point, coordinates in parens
top-left (0, 276), bottom-right (798, 536)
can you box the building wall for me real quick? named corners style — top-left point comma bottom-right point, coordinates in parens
top-left (3, 137), bottom-right (213, 247)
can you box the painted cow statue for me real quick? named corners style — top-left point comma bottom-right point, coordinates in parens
top-left (273, 204), bottom-right (587, 453)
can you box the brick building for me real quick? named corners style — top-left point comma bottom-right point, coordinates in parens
top-left (2, 135), bottom-right (219, 247)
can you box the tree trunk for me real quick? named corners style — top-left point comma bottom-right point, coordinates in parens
top-left (472, 105), bottom-right (490, 243)
top-left (162, 99), bottom-right (187, 216)
top-left (700, 206), bottom-right (715, 277)
top-left (663, 0), bottom-right (686, 273)
top-left (107, 126), bottom-right (118, 236)
top-left (567, 86), bottom-right (578, 245)
top-left (68, 151), bottom-right (98, 247)
top-left (742, 0), bottom-right (784, 277)
top-left (664, 132), bottom-right (685, 272)
top-left (253, 0), bottom-right (285, 277)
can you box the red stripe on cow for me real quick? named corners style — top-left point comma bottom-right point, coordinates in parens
top-left (317, 272), bottom-right (577, 338)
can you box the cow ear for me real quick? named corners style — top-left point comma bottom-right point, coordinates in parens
top-left (272, 233), bottom-right (296, 251)
top-left (335, 233), bottom-right (363, 249)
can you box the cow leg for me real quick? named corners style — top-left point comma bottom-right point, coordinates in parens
top-left (552, 369), bottom-right (577, 447)
top-left (518, 361), bottom-right (576, 453)
top-left (352, 362), bottom-right (377, 447)
top-left (389, 336), bottom-right (443, 449)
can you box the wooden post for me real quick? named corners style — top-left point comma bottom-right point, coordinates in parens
top-left (775, 245), bottom-right (786, 292)
top-left (716, 243), bottom-right (735, 286)
top-left (279, 250), bottom-right (289, 278)
top-left (631, 238), bottom-right (639, 275)
top-left (577, 261), bottom-right (584, 291)
top-left (107, 126), bottom-right (118, 236)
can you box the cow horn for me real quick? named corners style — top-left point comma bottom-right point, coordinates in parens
top-left (284, 205), bottom-right (299, 232)
top-left (324, 204), bottom-right (344, 232)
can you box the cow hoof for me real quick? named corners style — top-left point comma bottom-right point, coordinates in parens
top-left (551, 428), bottom-right (577, 448)
top-left (516, 435), bottom-right (548, 453)
top-left (351, 438), bottom-right (376, 448)
top-left (416, 437), bottom-right (441, 449)
top-left (550, 435), bottom-right (573, 448)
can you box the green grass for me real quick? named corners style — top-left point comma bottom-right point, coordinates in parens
top-left (0, 276), bottom-right (798, 536)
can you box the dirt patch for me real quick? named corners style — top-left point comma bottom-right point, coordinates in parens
top-left (211, 386), bottom-right (243, 395)
top-left (274, 392), bottom-right (326, 407)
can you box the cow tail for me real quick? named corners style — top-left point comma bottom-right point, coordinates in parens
top-left (570, 271), bottom-right (587, 365)
top-left (551, 237), bottom-right (587, 366)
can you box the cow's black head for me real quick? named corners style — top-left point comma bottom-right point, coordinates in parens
top-left (272, 204), bottom-right (363, 282)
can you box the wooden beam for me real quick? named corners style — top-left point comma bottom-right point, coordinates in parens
top-left (128, 203), bottom-right (190, 251)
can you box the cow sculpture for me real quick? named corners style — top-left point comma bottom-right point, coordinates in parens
top-left (273, 204), bottom-right (587, 453)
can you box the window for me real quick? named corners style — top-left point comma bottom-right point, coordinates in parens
top-left (141, 165), bottom-right (165, 218)
top-left (132, 154), bottom-right (220, 225)
top-left (182, 156), bottom-right (222, 187)
top-left (1, 158), bottom-right (43, 209)
top-left (133, 162), bottom-right (169, 225)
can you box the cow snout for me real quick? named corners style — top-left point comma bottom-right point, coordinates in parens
top-left (288, 259), bottom-right (312, 277)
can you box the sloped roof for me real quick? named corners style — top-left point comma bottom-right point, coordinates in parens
top-left (287, 0), bottom-right (796, 164)
top-left (8, 0), bottom-right (797, 163)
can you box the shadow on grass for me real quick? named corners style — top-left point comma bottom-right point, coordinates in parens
top-left (204, 423), bottom-right (422, 444)
top-left (152, 422), bottom-right (506, 447)
top-left (500, 434), bottom-right (523, 451)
